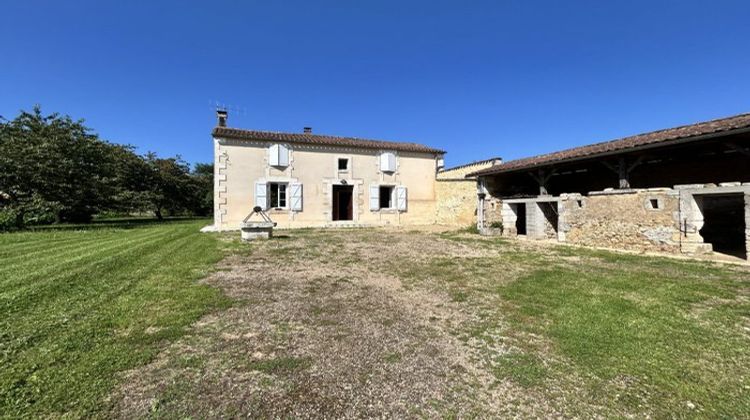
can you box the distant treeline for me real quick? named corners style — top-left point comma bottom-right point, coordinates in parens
top-left (0, 106), bottom-right (212, 230)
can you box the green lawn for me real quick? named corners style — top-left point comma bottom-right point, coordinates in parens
top-left (400, 234), bottom-right (750, 417)
top-left (2, 224), bottom-right (749, 417)
top-left (0, 219), bottom-right (231, 418)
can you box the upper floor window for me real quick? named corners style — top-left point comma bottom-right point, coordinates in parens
top-left (338, 158), bottom-right (349, 171)
top-left (380, 152), bottom-right (396, 172)
top-left (269, 144), bottom-right (289, 167)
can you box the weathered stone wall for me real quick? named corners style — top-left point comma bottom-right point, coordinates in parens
top-left (435, 159), bottom-right (501, 226)
top-left (435, 180), bottom-right (477, 226)
top-left (563, 189), bottom-right (681, 253)
top-left (483, 185), bottom-right (748, 260)
top-left (537, 202), bottom-right (557, 239)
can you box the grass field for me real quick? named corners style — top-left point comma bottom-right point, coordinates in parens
top-left (2, 223), bottom-right (750, 418)
top-left (0, 219), bottom-right (231, 418)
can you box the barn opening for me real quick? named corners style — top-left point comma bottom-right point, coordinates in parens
top-left (511, 203), bottom-right (527, 235)
top-left (539, 202), bottom-right (559, 238)
top-left (698, 194), bottom-right (746, 259)
top-left (332, 185), bottom-right (353, 221)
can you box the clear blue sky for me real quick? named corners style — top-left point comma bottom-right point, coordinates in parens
top-left (2, 1), bottom-right (749, 167)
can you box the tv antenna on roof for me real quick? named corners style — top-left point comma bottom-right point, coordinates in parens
top-left (208, 100), bottom-right (247, 118)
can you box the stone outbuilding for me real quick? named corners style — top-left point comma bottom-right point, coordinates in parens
top-left (470, 112), bottom-right (750, 262)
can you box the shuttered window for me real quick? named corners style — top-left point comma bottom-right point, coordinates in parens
top-left (396, 186), bottom-right (407, 211)
top-left (269, 183), bottom-right (287, 208)
top-left (369, 185), bottom-right (380, 211)
top-left (289, 183), bottom-right (303, 211)
top-left (369, 185), bottom-right (407, 212)
top-left (269, 144), bottom-right (289, 167)
top-left (379, 152), bottom-right (396, 172)
top-left (254, 182), bottom-right (268, 209)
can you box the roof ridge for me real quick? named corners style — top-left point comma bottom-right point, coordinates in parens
top-left (469, 111), bottom-right (750, 177)
top-left (212, 126), bottom-right (445, 154)
top-left (511, 112), bottom-right (750, 163)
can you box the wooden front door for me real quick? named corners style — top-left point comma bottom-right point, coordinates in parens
top-left (332, 185), bottom-right (353, 221)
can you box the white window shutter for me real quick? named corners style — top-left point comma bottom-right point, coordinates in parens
top-left (369, 185), bottom-right (380, 211)
top-left (290, 183), bottom-right (302, 211)
top-left (278, 144), bottom-right (289, 166)
top-left (396, 186), bottom-right (407, 211)
top-left (269, 144), bottom-right (279, 166)
top-left (255, 182), bottom-right (268, 209)
top-left (380, 152), bottom-right (396, 172)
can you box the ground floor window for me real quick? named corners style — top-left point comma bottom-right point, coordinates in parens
top-left (379, 186), bottom-right (394, 209)
top-left (269, 183), bottom-right (287, 208)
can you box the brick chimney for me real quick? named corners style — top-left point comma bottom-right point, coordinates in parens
top-left (216, 110), bottom-right (228, 127)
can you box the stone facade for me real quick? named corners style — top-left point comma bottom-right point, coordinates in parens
top-left (563, 189), bottom-right (681, 253)
top-left (214, 137), bottom-right (442, 229)
top-left (435, 180), bottom-right (477, 226)
top-left (435, 158), bottom-right (501, 226)
top-left (482, 185), bottom-right (750, 260)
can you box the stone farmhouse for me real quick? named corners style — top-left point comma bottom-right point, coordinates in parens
top-left (470, 112), bottom-right (750, 262)
top-left (211, 111), bottom-right (450, 229)
top-left (209, 109), bottom-right (749, 262)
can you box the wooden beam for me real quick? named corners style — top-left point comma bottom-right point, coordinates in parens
top-left (600, 160), bottom-right (618, 174)
top-left (725, 142), bottom-right (750, 158)
top-left (627, 155), bottom-right (645, 173)
top-left (601, 156), bottom-right (645, 189)
top-left (617, 157), bottom-right (629, 189)
top-left (528, 168), bottom-right (555, 195)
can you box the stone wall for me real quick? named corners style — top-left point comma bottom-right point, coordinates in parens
top-left (562, 189), bottom-right (681, 253)
top-left (435, 158), bottom-right (501, 226)
top-left (435, 180), bottom-right (477, 226)
top-left (483, 184), bottom-right (749, 260)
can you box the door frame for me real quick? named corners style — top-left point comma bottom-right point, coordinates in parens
top-left (332, 184), bottom-right (355, 221)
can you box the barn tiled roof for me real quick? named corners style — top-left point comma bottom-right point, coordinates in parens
top-left (469, 112), bottom-right (750, 177)
top-left (213, 126), bottom-right (445, 154)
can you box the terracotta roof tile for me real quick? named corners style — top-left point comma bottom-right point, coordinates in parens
top-left (212, 127), bottom-right (445, 154)
top-left (469, 112), bottom-right (750, 177)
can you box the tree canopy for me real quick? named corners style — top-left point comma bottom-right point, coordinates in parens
top-left (0, 107), bottom-right (212, 229)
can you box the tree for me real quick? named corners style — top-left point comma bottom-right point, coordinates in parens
top-left (142, 153), bottom-right (195, 220)
top-left (191, 163), bottom-right (213, 217)
top-left (0, 106), bottom-right (121, 227)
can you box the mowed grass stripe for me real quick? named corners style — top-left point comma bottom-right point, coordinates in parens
top-left (0, 226), bottom-right (166, 280)
top-left (0, 234), bottom-right (91, 256)
top-left (0, 220), bottom-right (228, 418)
top-left (0, 227), bottom-right (170, 293)
top-left (0, 232), bottom-right (130, 267)
top-left (6, 228), bottom-right (199, 364)
top-left (0, 228), bottom-right (181, 350)
top-left (0, 230), bottom-right (179, 333)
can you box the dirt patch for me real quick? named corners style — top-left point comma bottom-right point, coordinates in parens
top-left (111, 230), bottom-right (554, 418)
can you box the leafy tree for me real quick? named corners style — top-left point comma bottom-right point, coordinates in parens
top-left (0, 106), bottom-right (121, 227)
top-left (191, 163), bottom-right (213, 217)
top-left (142, 153), bottom-right (195, 220)
top-left (0, 106), bottom-right (215, 229)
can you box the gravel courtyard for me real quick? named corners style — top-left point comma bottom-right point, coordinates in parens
top-left (112, 229), bottom-right (750, 418)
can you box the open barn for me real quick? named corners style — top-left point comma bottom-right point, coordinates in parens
top-left (471, 113), bottom-right (750, 261)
